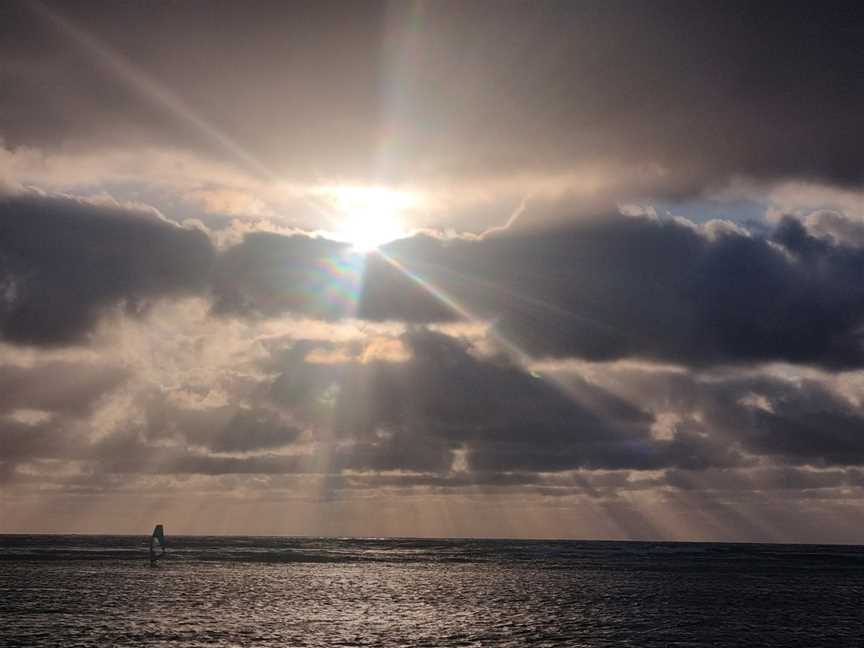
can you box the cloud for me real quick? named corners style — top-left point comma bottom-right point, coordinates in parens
top-left (0, 325), bottom-right (744, 480)
top-left (553, 360), bottom-right (864, 469)
top-left (6, 325), bottom-right (864, 487)
top-left (5, 186), bottom-right (864, 375)
top-left (803, 210), bottom-right (864, 249)
top-left (0, 189), bottom-right (213, 345)
top-left (3, 303), bottom-right (864, 542)
top-left (0, 360), bottom-right (126, 416)
top-left (377, 214), bottom-right (864, 369)
top-left (181, 406), bottom-right (302, 453)
top-left (130, 208), bottom-right (864, 373)
top-left (267, 328), bottom-right (748, 475)
top-left (2, 2), bottom-right (863, 200)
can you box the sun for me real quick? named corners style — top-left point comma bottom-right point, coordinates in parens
top-left (325, 186), bottom-right (414, 251)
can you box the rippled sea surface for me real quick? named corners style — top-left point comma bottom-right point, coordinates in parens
top-left (2, 535), bottom-right (863, 647)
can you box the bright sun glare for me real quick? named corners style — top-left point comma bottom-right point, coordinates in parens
top-left (326, 186), bottom-right (414, 252)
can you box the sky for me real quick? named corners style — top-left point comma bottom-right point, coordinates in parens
top-left (2, 0), bottom-right (864, 542)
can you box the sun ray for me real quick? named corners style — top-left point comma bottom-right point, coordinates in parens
top-left (30, 1), bottom-right (276, 181)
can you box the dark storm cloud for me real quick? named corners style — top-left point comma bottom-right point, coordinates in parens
top-left (561, 365), bottom-right (864, 469)
top-left (61, 325), bottom-right (864, 482)
top-left (0, 329), bottom-right (734, 479)
top-left (0, 190), bottom-right (213, 345)
top-left (378, 214), bottom-right (864, 368)
top-left (6, 188), bottom-right (864, 374)
top-left (269, 328), bottom-right (742, 474)
top-left (0, 190), bottom-right (429, 344)
top-left (194, 212), bottom-right (864, 371)
top-left (5, 325), bottom-right (864, 498)
top-left (1, 1), bottom-right (863, 189)
top-left (697, 376), bottom-right (864, 468)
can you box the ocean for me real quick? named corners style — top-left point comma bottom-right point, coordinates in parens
top-left (2, 535), bottom-right (863, 647)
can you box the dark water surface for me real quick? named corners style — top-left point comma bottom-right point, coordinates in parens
top-left (2, 535), bottom-right (863, 647)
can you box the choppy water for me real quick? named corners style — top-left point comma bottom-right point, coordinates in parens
top-left (2, 535), bottom-right (863, 647)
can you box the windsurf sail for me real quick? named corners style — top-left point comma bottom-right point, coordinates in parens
top-left (149, 524), bottom-right (166, 562)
